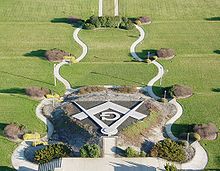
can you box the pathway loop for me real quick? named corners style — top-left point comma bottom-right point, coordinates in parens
top-left (54, 26), bottom-right (88, 94)
top-left (131, 24), bottom-right (208, 170)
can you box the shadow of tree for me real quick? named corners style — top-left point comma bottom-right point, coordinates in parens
top-left (51, 17), bottom-right (84, 28)
top-left (0, 88), bottom-right (26, 95)
top-left (0, 70), bottom-right (53, 86)
top-left (205, 17), bottom-right (220, 21)
top-left (129, 49), bottom-right (157, 60)
top-left (213, 50), bottom-right (220, 54)
top-left (0, 166), bottom-right (16, 171)
top-left (171, 123), bottom-right (194, 137)
top-left (24, 49), bottom-right (46, 59)
top-left (0, 123), bottom-right (8, 136)
top-left (212, 88), bottom-right (220, 92)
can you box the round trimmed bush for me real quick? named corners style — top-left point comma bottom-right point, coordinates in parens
top-left (25, 87), bottom-right (50, 98)
top-left (193, 123), bottom-right (218, 140)
top-left (83, 23), bottom-right (96, 30)
top-left (156, 48), bottom-right (175, 59)
top-left (138, 16), bottom-right (151, 24)
top-left (169, 84), bottom-right (193, 99)
top-left (4, 123), bottom-right (25, 140)
top-left (45, 48), bottom-right (72, 62)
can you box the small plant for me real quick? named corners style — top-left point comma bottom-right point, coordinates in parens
top-left (34, 143), bottom-right (71, 164)
top-left (150, 138), bottom-right (187, 162)
top-left (80, 144), bottom-right (101, 158)
top-left (160, 98), bottom-right (168, 103)
top-left (124, 147), bottom-right (139, 157)
top-left (139, 150), bottom-right (146, 157)
top-left (83, 23), bottom-right (96, 30)
top-left (25, 87), bottom-right (50, 98)
top-left (156, 48), bottom-right (175, 59)
top-left (144, 59), bottom-right (152, 64)
top-left (164, 163), bottom-right (177, 171)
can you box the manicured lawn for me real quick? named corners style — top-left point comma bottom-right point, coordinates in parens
top-left (61, 62), bottom-right (156, 88)
top-left (80, 28), bottom-right (139, 62)
top-left (103, 0), bottom-right (115, 16)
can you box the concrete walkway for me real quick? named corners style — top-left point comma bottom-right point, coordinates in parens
top-left (12, 99), bottom-right (54, 171)
top-left (130, 24), bottom-right (208, 170)
top-left (54, 26), bottom-right (88, 94)
top-left (114, 0), bottom-right (119, 16)
top-left (99, 0), bottom-right (103, 17)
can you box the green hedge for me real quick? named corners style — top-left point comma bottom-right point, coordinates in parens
top-left (34, 143), bottom-right (71, 164)
top-left (80, 144), bottom-right (101, 158)
top-left (150, 139), bottom-right (186, 162)
top-left (83, 15), bottom-right (134, 30)
top-left (124, 147), bottom-right (146, 157)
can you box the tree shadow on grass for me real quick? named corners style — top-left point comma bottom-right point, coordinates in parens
top-left (0, 70), bottom-right (53, 86)
top-left (0, 123), bottom-right (8, 136)
top-left (212, 88), bottom-right (220, 92)
top-left (205, 17), bottom-right (220, 21)
top-left (129, 49), bottom-right (157, 60)
top-left (0, 166), bottom-right (16, 171)
top-left (23, 49), bottom-right (46, 59)
top-left (51, 17), bottom-right (84, 28)
top-left (0, 88), bottom-right (26, 95)
top-left (171, 123), bottom-right (195, 137)
top-left (213, 50), bottom-right (220, 54)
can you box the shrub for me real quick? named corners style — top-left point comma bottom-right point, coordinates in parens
top-left (138, 16), bottom-right (151, 24)
top-left (156, 48), bottom-right (175, 59)
top-left (85, 15), bottom-right (133, 30)
top-left (98, 16), bottom-right (107, 27)
top-left (124, 20), bottom-right (135, 30)
top-left (83, 23), bottom-right (96, 30)
top-left (164, 163), bottom-right (177, 171)
top-left (112, 86), bottom-right (137, 94)
top-left (4, 123), bottom-right (25, 140)
top-left (159, 98), bottom-right (168, 103)
top-left (124, 147), bottom-right (139, 157)
top-left (79, 86), bottom-right (106, 94)
top-left (144, 59), bottom-right (152, 64)
top-left (169, 84), bottom-right (193, 99)
top-left (193, 123), bottom-right (218, 140)
top-left (139, 151), bottom-right (146, 157)
top-left (134, 19), bottom-right (142, 25)
top-left (34, 143), bottom-right (71, 164)
top-left (150, 138), bottom-right (186, 162)
top-left (25, 87), bottom-right (50, 98)
top-left (62, 103), bottom-right (76, 115)
top-left (80, 144), bottom-right (101, 158)
top-left (45, 48), bottom-right (72, 62)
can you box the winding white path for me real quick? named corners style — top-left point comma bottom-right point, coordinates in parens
top-left (114, 0), bottom-right (119, 16)
top-left (54, 26), bottom-right (88, 94)
top-left (12, 99), bottom-right (54, 171)
top-left (99, 0), bottom-right (103, 17)
top-left (130, 24), bottom-right (208, 170)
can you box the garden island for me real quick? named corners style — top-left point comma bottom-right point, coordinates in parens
top-left (0, 0), bottom-right (219, 171)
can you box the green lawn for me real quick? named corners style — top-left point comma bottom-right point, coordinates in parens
top-left (0, 0), bottom-right (219, 169)
top-left (103, 0), bottom-right (115, 16)
top-left (61, 62), bottom-right (156, 88)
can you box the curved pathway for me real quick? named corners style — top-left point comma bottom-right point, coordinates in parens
top-left (131, 24), bottom-right (208, 170)
top-left (54, 26), bottom-right (88, 94)
top-left (12, 99), bottom-right (54, 171)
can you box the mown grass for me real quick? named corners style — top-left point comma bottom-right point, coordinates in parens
top-left (103, 0), bottom-right (115, 16)
top-left (61, 62), bottom-right (156, 88)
